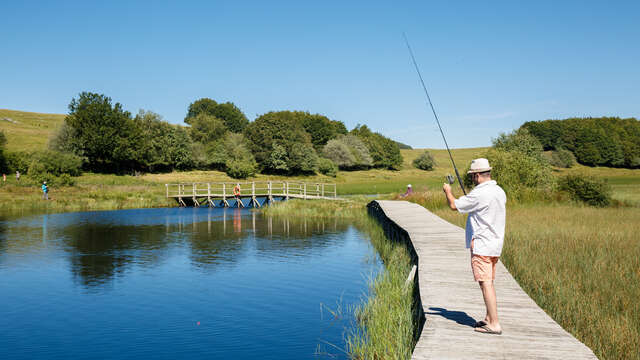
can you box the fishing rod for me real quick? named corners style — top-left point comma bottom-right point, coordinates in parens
top-left (402, 33), bottom-right (467, 195)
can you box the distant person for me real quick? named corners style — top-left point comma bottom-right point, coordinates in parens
top-left (16, 171), bottom-right (20, 181)
top-left (2, 173), bottom-right (5, 183)
top-left (233, 183), bottom-right (241, 205)
top-left (442, 158), bottom-right (506, 335)
top-left (42, 181), bottom-right (49, 200)
top-left (401, 184), bottom-right (413, 198)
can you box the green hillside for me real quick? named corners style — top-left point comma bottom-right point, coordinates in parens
top-left (0, 109), bottom-right (65, 152)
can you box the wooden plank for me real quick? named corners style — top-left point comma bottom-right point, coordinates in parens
top-left (372, 200), bottom-right (598, 360)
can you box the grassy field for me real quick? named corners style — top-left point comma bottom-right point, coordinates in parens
top-left (0, 109), bottom-right (65, 152)
top-left (404, 193), bottom-right (639, 360)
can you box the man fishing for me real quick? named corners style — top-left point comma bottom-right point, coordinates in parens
top-left (442, 158), bottom-right (506, 335)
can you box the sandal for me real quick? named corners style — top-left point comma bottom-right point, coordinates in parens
top-left (475, 324), bottom-right (502, 335)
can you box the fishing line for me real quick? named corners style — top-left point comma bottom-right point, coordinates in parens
top-left (402, 32), bottom-right (467, 195)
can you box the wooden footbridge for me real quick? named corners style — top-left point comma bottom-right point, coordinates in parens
top-left (369, 200), bottom-right (598, 359)
top-left (165, 181), bottom-right (339, 207)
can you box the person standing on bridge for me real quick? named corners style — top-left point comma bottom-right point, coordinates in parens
top-left (442, 158), bottom-right (506, 335)
top-left (233, 183), bottom-right (241, 199)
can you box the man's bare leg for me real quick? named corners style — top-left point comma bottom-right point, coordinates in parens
top-left (476, 280), bottom-right (501, 332)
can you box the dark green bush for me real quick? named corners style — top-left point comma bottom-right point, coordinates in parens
top-left (317, 158), bottom-right (338, 177)
top-left (412, 151), bottom-right (436, 170)
top-left (548, 148), bottom-right (576, 168)
top-left (225, 158), bottom-right (256, 179)
top-left (28, 151), bottom-right (83, 177)
top-left (559, 174), bottom-right (612, 207)
top-left (5, 151), bottom-right (31, 173)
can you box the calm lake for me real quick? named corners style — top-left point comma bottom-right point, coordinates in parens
top-left (0, 207), bottom-right (381, 359)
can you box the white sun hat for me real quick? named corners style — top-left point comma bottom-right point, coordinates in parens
top-left (407, 184), bottom-right (412, 187)
top-left (467, 158), bottom-right (492, 174)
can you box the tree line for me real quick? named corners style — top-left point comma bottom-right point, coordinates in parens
top-left (1, 92), bottom-right (403, 182)
top-left (521, 117), bottom-right (640, 168)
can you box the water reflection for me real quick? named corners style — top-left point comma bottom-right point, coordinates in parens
top-left (1, 208), bottom-right (349, 289)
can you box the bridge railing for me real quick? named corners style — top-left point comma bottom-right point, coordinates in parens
top-left (165, 181), bottom-right (337, 200)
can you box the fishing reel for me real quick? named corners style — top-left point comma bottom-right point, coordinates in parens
top-left (446, 174), bottom-right (455, 185)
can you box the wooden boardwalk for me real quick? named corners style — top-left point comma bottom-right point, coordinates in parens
top-left (371, 200), bottom-right (597, 360)
top-left (165, 181), bottom-right (339, 207)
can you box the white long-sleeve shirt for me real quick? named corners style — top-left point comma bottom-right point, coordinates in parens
top-left (454, 180), bottom-right (507, 257)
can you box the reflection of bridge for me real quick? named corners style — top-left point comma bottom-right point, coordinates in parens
top-left (165, 181), bottom-right (339, 207)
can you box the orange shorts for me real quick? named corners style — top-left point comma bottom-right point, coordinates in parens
top-left (471, 253), bottom-right (499, 282)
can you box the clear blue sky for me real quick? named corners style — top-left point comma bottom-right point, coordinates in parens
top-left (1, 0), bottom-right (638, 148)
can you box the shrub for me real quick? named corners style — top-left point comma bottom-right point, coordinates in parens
top-left (5, 151), bottom-right (31, 173)
top-left (56, 173), bottom-right (77, 187)
top-left (225, 158), bottom-right (256, 179)
top-left (464, 148), bottom-right (555, 196)
top-left (559, 174), bottom-right (612, 207)
top-left (28, 151), bottom-right (83, 177)
top-left (413, 151), bottom-right (436, 170)
top-left (317, 158), bottom-right (338, 177)
top-left (548, 148), bottom-right (576, 168)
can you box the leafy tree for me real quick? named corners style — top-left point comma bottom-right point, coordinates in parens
top-left (49, 122), bottom-right (77, 154)
top-left (323, 139), bottom-right (355, 168)
top-left (476, 148), bottom-right (555, 195)
top-left (211, 102), bottom-right (249, 133)
top-left (467, 128), bottom-right (554, 196)
top-left (323, 135), bottom-right (372, 169)
top-left (288, 142), bottom-right (318, 174)
top-left (413, 151), bottom-right (436, 170)
top-left (188, 113), bottom-right (228, 144)
top-left (185, 98), bottom-right (218, 124)
top-left (298, 113), bottom-right (347, 150)
top-left (492, 128), bottom-right (545, 161)
top-left (132, 110), bottom-right (194, 172)
top-left (185, 98), bottom-right (249, 132)
top-left (244, 111), bottom-right (318, 174)
top-left (350, 125), bottom-right (403, 170)
top-left (218, 133), bottom-right (257, 178)
top-left (268, 144), bottom-right (290, 172)
top-left (63, 92), bottom-right (138, 172)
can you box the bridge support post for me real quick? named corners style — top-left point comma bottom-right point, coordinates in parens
top-left (222, 183), bottom-right (229, 207)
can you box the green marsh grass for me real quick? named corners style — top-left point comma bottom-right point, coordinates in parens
top-left (263, 198), bottom-right (417, 359)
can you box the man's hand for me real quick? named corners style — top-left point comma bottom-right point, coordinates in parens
top-left (442, 183), bottom-right (457, 211)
